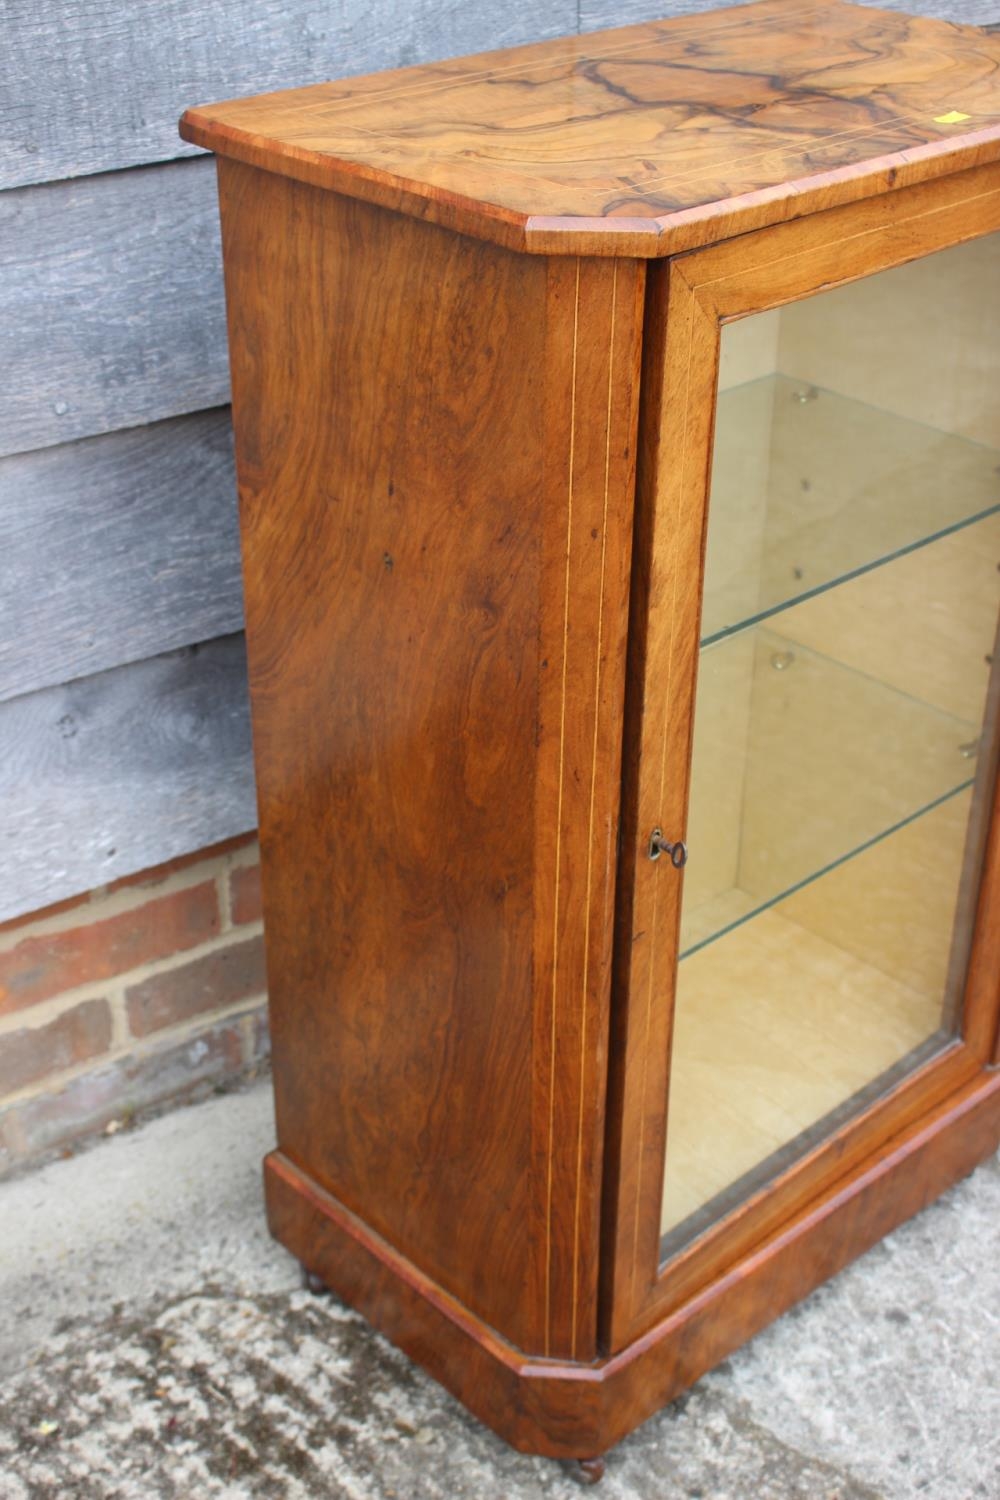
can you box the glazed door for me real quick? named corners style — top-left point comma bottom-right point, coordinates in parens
top-left (606, 165), bottom-right (1000, 1350)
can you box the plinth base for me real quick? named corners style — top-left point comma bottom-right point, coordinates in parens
top-left (264, 1066), bottom-right (1000, 1458)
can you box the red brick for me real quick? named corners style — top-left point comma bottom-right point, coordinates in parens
top-left (251, 1004), bottom-right (271, 1063)
top-left (0, 999), bottom-right (112, 1098)
top-left (125, 934), bottom-right (266, 1039)
top-left (0, 882), bottom-right (221, 1019)
top-left (230, 864), bottom-right (263, 925)
top-left (0, 1006), bottom-right (262, 1174)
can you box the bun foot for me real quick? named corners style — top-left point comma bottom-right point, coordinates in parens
top-left (299, 1264), bottom-right (328, 1295)
top-left (569, 1456), bottom-right (606, 1485)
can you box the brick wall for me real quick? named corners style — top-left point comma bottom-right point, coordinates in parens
top-left (0, 835), bottom-right (268, 1176)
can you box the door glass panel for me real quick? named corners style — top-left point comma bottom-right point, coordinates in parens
top-left (660, 234), bottom-right (1000, 1258)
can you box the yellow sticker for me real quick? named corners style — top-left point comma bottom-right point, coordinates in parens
top-left (934, 110), bottom-right (971, 123)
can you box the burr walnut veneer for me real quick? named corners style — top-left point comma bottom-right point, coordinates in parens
top-left (182, 0), bottom-right (1000, 1462)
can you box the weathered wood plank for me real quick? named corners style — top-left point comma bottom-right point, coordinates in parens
top-left (0, 408), bottom-right (241, 704)
top-left (866, 0), bottom-right (999, 15)
top-left (0, 158), bottom-right (229, 457)
top-left (1, 0), bottom-right (578, 191)
top-left (579, 0), bottom-right (999, 33)
top-left (0, 635), bottom-right (255, 924)
top-left (577, 0), bottom-right (735, 31)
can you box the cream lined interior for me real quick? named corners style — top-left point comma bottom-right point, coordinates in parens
top-left (660, 235), bottom-right (1000, 1242)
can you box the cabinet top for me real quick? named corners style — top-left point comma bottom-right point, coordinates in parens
top-left (180, 0), bottom-right (1000, 258)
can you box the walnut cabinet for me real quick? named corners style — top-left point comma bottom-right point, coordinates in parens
top-left (182, 0), bottom-right (1000, 1462)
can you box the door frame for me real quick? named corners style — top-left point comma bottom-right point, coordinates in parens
top-left (602, 160), bottom-right (1000, 1354)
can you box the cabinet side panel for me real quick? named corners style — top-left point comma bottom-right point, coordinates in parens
top-left (218, 160), bottom-right (549, 1347)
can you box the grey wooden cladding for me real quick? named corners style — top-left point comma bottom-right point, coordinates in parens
top-left (2, 1), bottom-right (550, 924)
top-left (1, 0), bottom-right (579, 191)
top-left (578, 0), bottom-right (1000, 33)
top-left (0, 409), bottom-right (242, 704)
top-left (0, 158), bottom-right (229, 458)
top-left (857, 0), bottom-right (999, 16)
top-left (577, 0), bottom-right (738, 32)
top-left (0, 635), bottom-right (255, 924)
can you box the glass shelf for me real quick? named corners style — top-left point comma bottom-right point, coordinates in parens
top-left (701, 375), bottom-right (1000, 646)
top-left (679, 626), bottom-right (980, 959)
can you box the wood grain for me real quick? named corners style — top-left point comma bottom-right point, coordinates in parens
top-left (0, 635), bottom-right (254, 925)
top-left (265, 1065), bottom-right (1000, 1456)
top-left (0, 159), bottom-right (228, 457)
top-left (6, 0), bottom-right (990, 191)
top-left (181, 0), bottom-right (1000, 258)
top-left (0, 409), bottom-right (241, 703)
top-left (0, 0), bottom-right (577, 191)
top-left (530, 255), bottom-right (645, 1359)
top-left (219, 159), bottom-right (642, 1359)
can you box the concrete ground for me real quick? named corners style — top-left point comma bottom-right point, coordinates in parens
top-left (0, 1078), bottom-right (996, 1500)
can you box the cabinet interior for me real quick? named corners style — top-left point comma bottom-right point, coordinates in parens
top-left (661, 235), bottom-right (1000, 1248)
